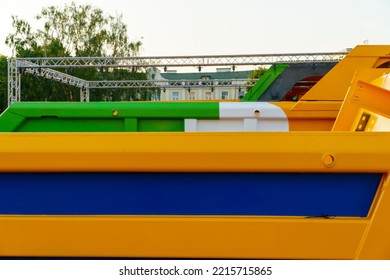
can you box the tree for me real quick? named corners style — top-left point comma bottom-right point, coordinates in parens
top-left (6, 2), bottom-right (141, 57)
top-left (5, 1), bottom-right (147, 102)
top-left (0, 55), bottom-right (7, 113)
top-left (247, 66), bottom-right (267, 92)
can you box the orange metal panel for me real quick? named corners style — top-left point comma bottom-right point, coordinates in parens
top-left (300, 45), bottom-right (390, 102)
top-left (274, 102), bottom-right (341, 131)
top-left (356, 175), bottom-right (390, 259)
top-left (0, 132), bottom-right (390, 173)
top-left (0, 132), bottom-right (388, 258)
top-left (333, 70), bottom-right (390, 131)
top-left (0, 215), bottom-right (369, 259)
top-left (2, 46), bottom-right (390, 259)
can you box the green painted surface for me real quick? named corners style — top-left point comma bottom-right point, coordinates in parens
top-left (241, 64), bottom-right (288, 102)
top-left (16, 118), bottom-right (125, 132)
top-left (0, 111), bottom-right (26, 132)
top-left (0, 102), bottom-right (219, 132)
top-left (138, 119), bottom-right (184, 132)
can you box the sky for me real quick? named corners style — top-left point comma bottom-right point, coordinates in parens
top-left (0, 0), bottom-right (389, 58)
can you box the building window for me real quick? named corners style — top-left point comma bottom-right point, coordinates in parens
top-left (221, 91), bottom-right (229, 100)
top-left (188, 91), bottom-right (196, 100)
top-left (205, 91), bottom-right (212, 100)
top-left (172, 92), bottom-right (179, 101)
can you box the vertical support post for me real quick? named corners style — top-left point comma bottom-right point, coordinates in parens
top-left (165, 88), bottom-right (169, 101)
top-left (80, 84), bottom-right (90, 102)
top-left (214, 81), bottom-right (218, 100)
top-left (7, 58), bottom-right (21, 106)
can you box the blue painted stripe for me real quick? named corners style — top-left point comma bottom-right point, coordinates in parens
top-left (0, 173), bottom-right (381, 216)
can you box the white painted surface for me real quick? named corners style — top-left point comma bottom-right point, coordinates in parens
top-left (184, 102), bottom-right (289, 132)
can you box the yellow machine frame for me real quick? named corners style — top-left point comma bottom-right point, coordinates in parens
top-left (1, 46), bottom-right (390, 259)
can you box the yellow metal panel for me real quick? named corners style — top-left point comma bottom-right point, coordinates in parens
top-left (333, 70), bottom-right (390, 131)
top-left (356, 175), bottom-right (390, 259)
top-left (0, 132), bottom-right (390, 172)
top-left (300, 45), bottom-right (390, 102)
top-left (2, 45), bottom-right (390, 259)
top-left (0, 132), bottom-right (389, 259)
top-left (0, 215), bottom-right (368, 259)
top-left (352, 108), bottom-right (390, 132)
top-left (0, 131), bottom-right (388, 258)
top-left (285, 101), bottom-right (342, 111)
top-left (374, 57), bottom-right (390, 68)
top-left (274, 102), bottom-right (341, 131)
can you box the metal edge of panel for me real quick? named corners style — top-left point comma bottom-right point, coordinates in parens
top-left (0, 132), bottom-right (389, 172)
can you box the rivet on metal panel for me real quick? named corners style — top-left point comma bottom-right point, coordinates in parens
top-left (352, 95), bottom-right (360, 102)
top-left (322, 154), bottom-right (335, 168)
top-left (254, 110), bottom-right (260, 116)
top-left (112, 109), bottom-right (119, 116)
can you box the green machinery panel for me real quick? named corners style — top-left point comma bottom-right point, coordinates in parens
top-left (241, 64), bottom-right (288, 102)
top-left (0, 102), bottom-right (220, 132)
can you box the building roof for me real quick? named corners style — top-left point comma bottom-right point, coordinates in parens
top-left (160, 70), bottom-right (253, 80)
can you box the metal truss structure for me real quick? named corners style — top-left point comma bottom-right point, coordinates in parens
top-left (8, 51), bottom-right (348, 105)
top-left (20, 60), bottom-right (87, 88)
top-left (15, 52), bottom-right (347, 68)
top-left (87, 79), bottom-right (256, 89)
top-left (8, 59), bottom-right (89, 104)
top-left (7, 59), bottom-right (20, 104)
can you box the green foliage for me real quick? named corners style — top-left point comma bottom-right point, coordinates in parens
top-left (6, 2), bottom-right (141, 57)
top-left (247, 66), bottom-right (267, 91)
top-left (5, 1), bottom-right (149, 103)
top-left (0, 55), bottom-right (7, 112)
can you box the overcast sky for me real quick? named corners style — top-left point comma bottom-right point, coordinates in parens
top-left (0, 0), bottom-right (389, 57)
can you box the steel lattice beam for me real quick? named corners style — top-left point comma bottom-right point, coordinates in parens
top-left (15, 52), bottom-right (347, 69)
top-left (20, 60), bottom-right (88, 88)
top-left (8, 51), bottom-right (347, 106)
top-left (88, 79), bottom-right (256, 89)
top-left (7, 58), bottom-right (20, 105)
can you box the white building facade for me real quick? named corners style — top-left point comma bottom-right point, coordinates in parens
top-left (149, 68), bottom-right (253, 101)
